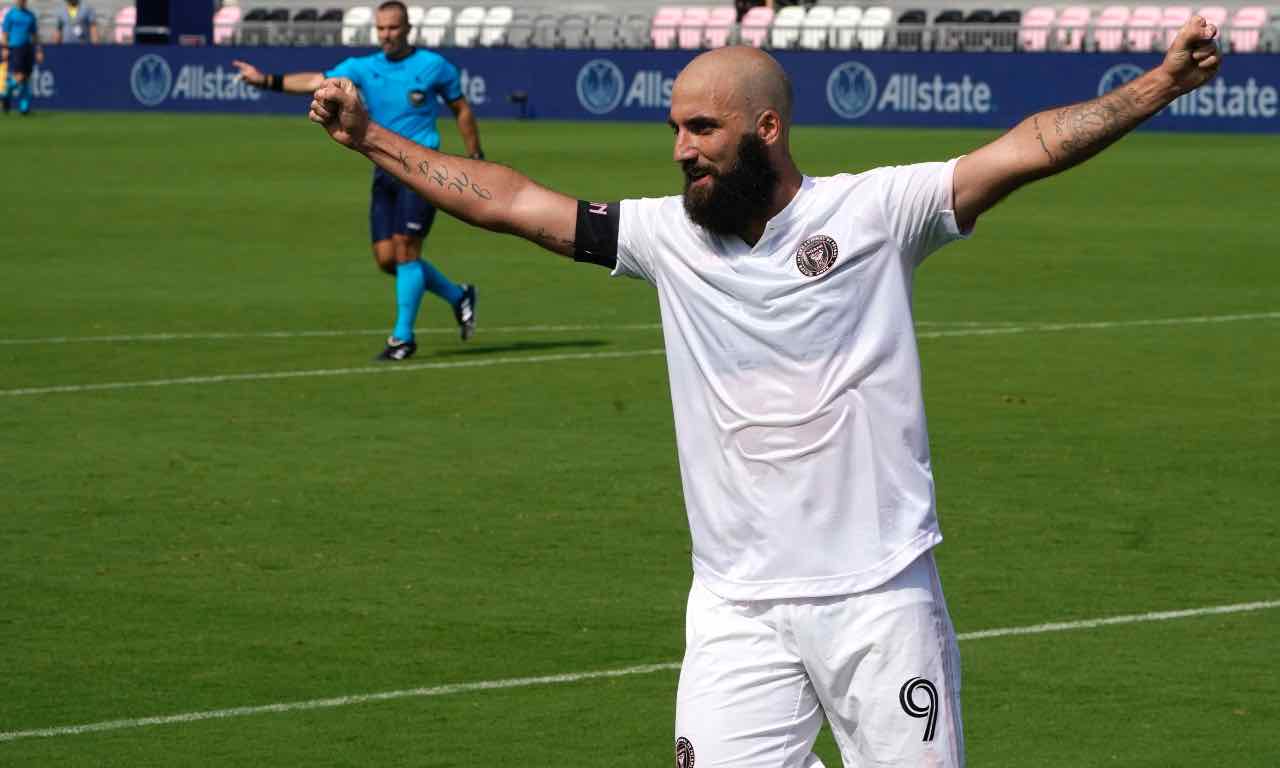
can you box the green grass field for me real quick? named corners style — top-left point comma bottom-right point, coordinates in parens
top-left (1, 111), bottom-right (1277, 767)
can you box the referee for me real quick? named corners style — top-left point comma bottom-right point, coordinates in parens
top-left (2, 0), bottom-right (42, 116)
top-left (233, 0), bottom-right (483, 360)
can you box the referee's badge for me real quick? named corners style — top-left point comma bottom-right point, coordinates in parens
top-left (408, 89), bottom-right (427, 106)
top-left (794, 234), bottom-right (839, 277)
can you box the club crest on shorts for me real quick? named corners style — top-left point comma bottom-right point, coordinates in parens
top-left (675, 736), bottom-right (695, 768)
top-left (794, 234), bottom-right (839, 277)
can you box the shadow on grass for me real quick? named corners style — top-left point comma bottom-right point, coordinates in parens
top-left (430, 339), bottom-right (611, 358)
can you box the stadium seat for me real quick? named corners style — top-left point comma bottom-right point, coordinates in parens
top-left (238, 7), bottom-right (268, 45)
top-left (857, 5), bottom-right (892, 50)
top-left (420, 5), bottom-right (453, 47)
top-left (480, 5), bottom-right (513, 46)
top-left (961, 8), bottom-right (996, 51)
top-left (830, 6), bottom-right (863, 50)
top-left (315, 8), bottom-right (343, 45)
top-left (989, 9), bottom-right (1021, 51)
top-left (1227, 5), bottom-right (1266, 52)
top-left (1126, 5), bottom-right (1162, 51)
top-left (770, 6), bottom-right (806, 49)
top-left (1195, 5), bottom-right (1228, 26)
top-left (738, 6), bottom-right (773, 47)
top-left (589, 14), bottom-right (620, 48)
top-left (932, 8), bottom-right (964, 51)
top-left (1018, 6), bottom-right (1054, 51)
top-left (677, 6), bottom-right (710, 49)
top-left (341, 6), bottom-right (372, 46)
top-left (559, 14), bottom-right (590, 48)
top-left (212, 5), bottom-right (242, 45)
top-left (405, 5), bottom-right (425, 43)
top-left (619, 12), bottom-right (652, 48)
top-left (113, 5), bottom-right (135, 44)
top-left (532, 13), bottom-right (560, 47)
top-left (649, 5), bottom-right (682, 49)
top-left (506, 8), bottom-right (536, 47)
top-left (800, 5), bottom-right (835, 50)
top-left (453, 5), bottom-right (485, 47)
top-left (1095, 5), bottom-right (1131, 51)
top-left (1053, 5), bottom-right (1090, 50)
top-left (1160, 6), bottom-right (1191, 45)
top-left (704, 6), bottom-right (735, 48)
top-left (291, 8), bottom-right (319, 45)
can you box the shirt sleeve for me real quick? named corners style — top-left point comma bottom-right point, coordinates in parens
top-left (614, 198), bottom-right (663, 285)
top-left (324, 57), bottom-right (360, 85)
top-left (433, 58), bottom-right (463, 103)
top-left (877, 158), bottom-right (972, 266)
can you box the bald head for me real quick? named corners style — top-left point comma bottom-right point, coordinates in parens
top-left (674, 46), bottom-right (794, 125)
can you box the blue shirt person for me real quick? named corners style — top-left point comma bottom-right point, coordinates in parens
top-left (54, 0), bottom-right (99, 44)
top-left (231, 0), bottom-right (484, 360)
top-left (2, 0), bottom-right (43, 115)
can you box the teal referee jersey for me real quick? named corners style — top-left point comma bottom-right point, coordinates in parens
top-left (325, 49), bottom-right (463, 150)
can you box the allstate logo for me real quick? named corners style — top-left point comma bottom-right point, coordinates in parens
top-left (130, 54), bottom-right (172, 107)
top-left (576, 59), bottom-right (625, 115)
top-left (1097, 63), bottom-right (1145, 97)
top-left (827, 61), bottom-right (877, 120)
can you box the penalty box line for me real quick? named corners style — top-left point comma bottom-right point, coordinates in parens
top-left (1, 598), bottom-right (1277, 744)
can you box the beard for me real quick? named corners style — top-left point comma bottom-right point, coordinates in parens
top-left (681, 133), bottom-right (779, 237)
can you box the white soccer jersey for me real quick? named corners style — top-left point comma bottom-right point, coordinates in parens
top-left (613, 160), bottom-right (969, 600)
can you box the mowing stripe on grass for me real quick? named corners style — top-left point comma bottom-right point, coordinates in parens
top-left (2, 311), bottom-right (1274, 347)
top-left (2, 598), bottom-right (1276, 744)
top-left (3, 311), bottom-right (1278, 398)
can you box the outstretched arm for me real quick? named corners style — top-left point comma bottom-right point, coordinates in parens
top-left (310, 78), bottom-right (578, 256)
top-left (232, 60), bottom-right (326, 94)
top-left (953, 16), bottom-right (1221, 231)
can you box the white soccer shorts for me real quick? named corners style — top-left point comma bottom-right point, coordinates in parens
top-left (674, 552), bottom-right (963, 768)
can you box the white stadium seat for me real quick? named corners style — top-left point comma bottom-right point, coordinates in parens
top-left (341, 5), bottom-right (372, 46)
top-left (481, 5), bottom-right (513, 46)
top-left (830, 6), bottom-right (863, 50)
top-left (801, 6), bottom-right (836, 50)
top-left (857, 6), bottom-right (892, 50)
top-left (770, 6), bottom-right (806, 49)
top-left (453, 5), bottom-right (486, 47)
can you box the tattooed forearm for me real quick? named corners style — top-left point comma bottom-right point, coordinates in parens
top-left (409, 155), bottom-right (494, 200)
top-left (1045, 83), bottom-right (1149, 167)
top-left (1032, 115), bottom-right (1056, 164)
top-left (534, 227), bottom-right (576, 256)
top-left (395, 150), bottom-right (412, 174)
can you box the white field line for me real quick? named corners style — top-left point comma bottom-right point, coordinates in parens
top-left (3, 311), bottom-right (1278, 399)
top-left (0, 320), bottom-right (1015, 347)
top-left (1, 598), bottom-right (1276, 744)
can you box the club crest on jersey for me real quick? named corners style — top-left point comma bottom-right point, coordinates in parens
top-left (408, 89), bottom-right (427, 106)
top-left (794, 234), bottom-right (839, 277)
top-left (675, 737), bottom-right (695, 768)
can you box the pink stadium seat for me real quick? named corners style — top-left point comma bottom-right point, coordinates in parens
top-left (651, 5), bottom-right (683, 48)
top-left (678, 6), bottom-right (709, 48)
top-left (1018, 6), bottom-right (1055, 50)
top-left (1054, 5), bottom-right (1091, 50)
top-left (1095, 5), bottom-right (1131, 51)
top-left (1161, 6), bottom-right (1191, 44)
top-left (739, 6), bottom-right (773, 47)
top-left (113, 5), bottom-right (136, 44)
top-left (1126, 5), bottom-right (1162, 51)
top-left (213, 5), bottom-right (242, 45)
top-left (1227, 5), bottom-right (1266, 52)
top-left (704, 6), bottom-right (735, 48)
top-left (1195, 5), bottom-right (1228, 26)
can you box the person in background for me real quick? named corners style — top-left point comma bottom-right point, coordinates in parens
top-left (1, 0), bottom-right (42, 116)
top-left (53, 0), bottom-right (99, 44)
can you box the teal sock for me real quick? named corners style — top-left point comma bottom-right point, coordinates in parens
top-left (17, 80), bottom-right (31, 113)
top-left (393, 260), bottom-right (426, 342)
top-left (420, 259), bottom-right (463, 307)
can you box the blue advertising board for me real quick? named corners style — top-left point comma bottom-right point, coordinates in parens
top-left (23, 45), bottom-right (1280, 132)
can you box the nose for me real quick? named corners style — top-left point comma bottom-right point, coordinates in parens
top-left (672, 129), bottom-right (698, 165)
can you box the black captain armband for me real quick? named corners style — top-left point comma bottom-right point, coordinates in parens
top-left (573, 200), bottom-right (620, 269)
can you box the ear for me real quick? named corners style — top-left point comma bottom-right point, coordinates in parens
top-left (756, 109), bottom-right (783, 145)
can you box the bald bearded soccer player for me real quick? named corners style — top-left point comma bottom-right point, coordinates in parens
top-left (309, 31), bottom-right (1221, 767)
